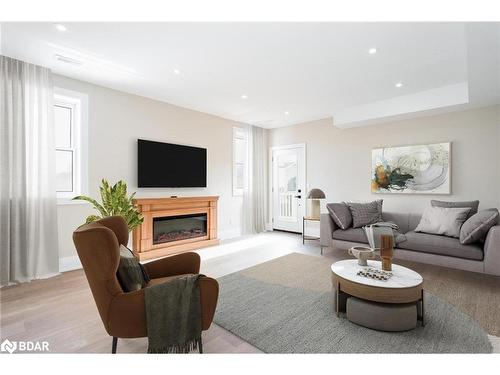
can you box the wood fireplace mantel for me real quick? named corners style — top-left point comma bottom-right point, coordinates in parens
top-left (132, 196), bottom-right (219, 261)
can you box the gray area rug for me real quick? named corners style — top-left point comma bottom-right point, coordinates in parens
top-left (214, 253), bottom-right (492, 353)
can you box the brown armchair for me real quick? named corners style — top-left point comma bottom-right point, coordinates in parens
top-left (72, 216), bottom-right (219, 353)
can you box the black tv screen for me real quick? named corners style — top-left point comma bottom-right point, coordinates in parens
top-left (138, 139), bottom-right (207, 187)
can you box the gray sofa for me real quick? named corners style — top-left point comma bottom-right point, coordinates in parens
top-left (320, 211), bottom-right (500, 276)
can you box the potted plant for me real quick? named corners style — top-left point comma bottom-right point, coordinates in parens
top-left (73, 179), bottom-right (144, 232)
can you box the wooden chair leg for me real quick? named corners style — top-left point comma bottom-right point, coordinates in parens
top-left (198, 338), bottom-right (203, 354)
top-left (112, 337), bottom-right (118, 354)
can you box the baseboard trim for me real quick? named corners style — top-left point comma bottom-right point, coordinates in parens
top-left (59, 256), bottom-right (82, 272)
top-left (265, 222), bottom-right (273, 231)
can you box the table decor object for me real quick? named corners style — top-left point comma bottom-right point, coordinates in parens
top-left (348, 246), bottom-right (375, 266)
top-left (356, 267), bottom-right (393, 281)
top-left (380, 234), bottom-right (394, 271)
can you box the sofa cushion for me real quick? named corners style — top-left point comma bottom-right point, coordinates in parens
top-left (382, 212), bottom-right (410, 234)
top-left (431, 199), bottom-right (479, 219)
top-left (415, 206), bottom-right (470, 238)
top-left (326, 202), bottom-right (352, 229)
top-left (397, 231), bottom-right (483, 261)
top-left (347, 200), bottom-right (383, 228)
top-left (460, 209), bottom-right (499, 245)
top-left (332, 228), bottom-right (368, 244)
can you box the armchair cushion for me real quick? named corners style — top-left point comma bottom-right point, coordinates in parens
top-left (143, 252), bottom-right (201, 279)
top-left (147, 274), bottom-right (191, 287)
top-left (116, 245), bottom-right (150, 292)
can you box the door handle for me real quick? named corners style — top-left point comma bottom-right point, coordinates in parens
top-left (294, 195), bottom-right (302, 199)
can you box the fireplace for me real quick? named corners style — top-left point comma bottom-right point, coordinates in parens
top-left (132, 196), bottom-right (219, 261)
top-left (153, 213), bottom-right (207, 245)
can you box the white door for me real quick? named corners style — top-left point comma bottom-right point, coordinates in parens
top-left (271, 144), bottom-right (306, 233)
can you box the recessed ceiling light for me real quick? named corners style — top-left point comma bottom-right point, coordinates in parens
top-left (284, 111), bottom-right (290, 115)
top-left (368, 47), bottom-right (377, 54)
top-left (54, 23), bottom-right (67, 32)
top-left (395, 82), bottom-right (403, 88)
top-left (173, 69), bottom-right (180, 75)
top-left (241, 94), bottom-right (248, 99)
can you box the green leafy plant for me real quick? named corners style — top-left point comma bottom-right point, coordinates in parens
top-left (73, 179), bottom-right (144, 232)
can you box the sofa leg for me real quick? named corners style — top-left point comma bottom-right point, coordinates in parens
top-left (112, 337), bottom-right (118, 354)
top-left (198, 338), bottom-right (203, 354)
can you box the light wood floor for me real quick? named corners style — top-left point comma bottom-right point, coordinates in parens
top-left (1, 231), bottom-right (500, 353)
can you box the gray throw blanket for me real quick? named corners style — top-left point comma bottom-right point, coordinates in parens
top-left (363, 221), bottom-right (406, 250)
top-left (145, 274), bottom-right (202, 353)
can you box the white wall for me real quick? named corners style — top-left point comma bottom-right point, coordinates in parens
top-left (498, 106), bottom-right (500, 208)
top-left (269, 105), bottom-right (500, 218)
top-left (54, 74), bottom-right (245, 264)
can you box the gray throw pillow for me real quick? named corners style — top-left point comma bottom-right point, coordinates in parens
top-left (460, 209), bottom-right (499, 245)
top-left (415, 206), bottom-right (470, 238)
top-left (347, 200), bottom-right (383, 228)
top-left (431, 200), bottom-right (479, 219)
top-left (116, 244), bottom-right (150, 292)
top-left (326, 202), bottom-right (352, 229)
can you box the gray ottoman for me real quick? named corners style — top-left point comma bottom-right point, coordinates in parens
top-left (346, 297), bottom-right (417, 332)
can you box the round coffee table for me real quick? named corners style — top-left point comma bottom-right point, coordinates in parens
top-left (331, 259), bottom-right (425, 326)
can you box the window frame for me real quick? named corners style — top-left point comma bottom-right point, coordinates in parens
top-left (54, 87), bottom-right (88, 204)
top-left (54, 101), bottom-right (77, 195)
top-left (232, 126), bottom-right (247, 196)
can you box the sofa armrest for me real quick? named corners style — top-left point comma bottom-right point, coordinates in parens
top-left (483, 225), bottom-right (500, 276)
top-left (320, 213), bottom-right (337, 248)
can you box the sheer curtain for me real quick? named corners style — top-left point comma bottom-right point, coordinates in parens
top-left (1, 56), bottom-right (59, 286)
top-left (242, 125), bottom-right (267, 234)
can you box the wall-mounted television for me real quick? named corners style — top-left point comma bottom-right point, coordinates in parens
top-left (138, 139), bottom-right (207, 188)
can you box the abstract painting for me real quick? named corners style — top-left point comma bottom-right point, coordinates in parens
top-left (371, 143), bottom-right (451, 194)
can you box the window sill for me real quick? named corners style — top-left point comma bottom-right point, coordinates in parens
top-left (57, 199), bottom-right (89, 206)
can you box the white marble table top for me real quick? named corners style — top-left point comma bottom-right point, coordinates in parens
top-left (331, 259), bottom-right (423, 289)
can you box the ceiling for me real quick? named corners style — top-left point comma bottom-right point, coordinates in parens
top-left (1, 22), bottom-right (499, 128)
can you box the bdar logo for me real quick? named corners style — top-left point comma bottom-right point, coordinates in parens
top-left (1, 339), bottom-right (17, 353)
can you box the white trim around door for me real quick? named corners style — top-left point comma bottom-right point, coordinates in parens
top-left (269, 143), bottom-right (306, 233)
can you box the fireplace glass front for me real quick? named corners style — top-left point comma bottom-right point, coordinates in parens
top-left (153, 213), bottom-right (208, 245)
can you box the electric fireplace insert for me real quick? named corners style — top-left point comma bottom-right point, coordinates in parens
top-left (153, 213), bottom-right (208, 245)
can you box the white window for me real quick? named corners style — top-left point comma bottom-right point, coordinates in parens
top-left (54, 88), bottom-right (88, 202)
top-left (233, 127), bottom-right (247, 196)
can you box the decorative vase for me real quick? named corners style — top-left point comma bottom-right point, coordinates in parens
top-left (380, 235), bottom-right (394, 271)
top-left (348, 246), bottom-right (375, 266)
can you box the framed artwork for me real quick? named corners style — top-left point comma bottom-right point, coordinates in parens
top-left (371, 142), bottom-right (451, 194)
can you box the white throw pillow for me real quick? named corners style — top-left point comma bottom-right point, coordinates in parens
top-left (415, 206), bottom-right (471, 238)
